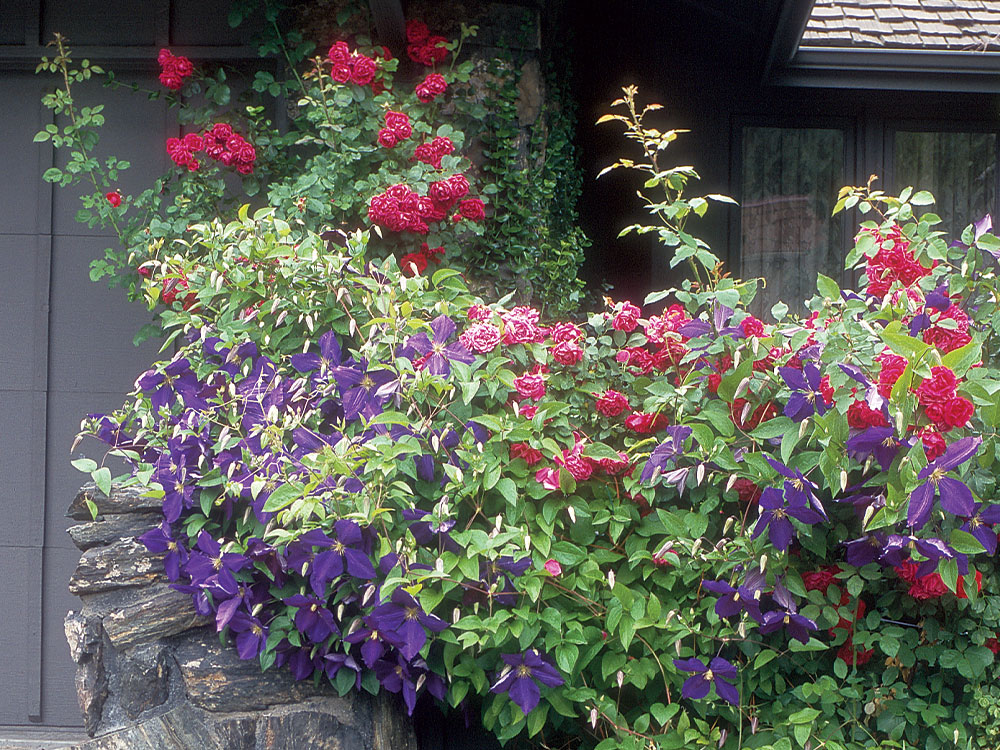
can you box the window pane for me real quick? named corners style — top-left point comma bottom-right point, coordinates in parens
top-left (741, 127), bottom-right (846, 317)
top-left (894, 131), bottom-right (996, 236)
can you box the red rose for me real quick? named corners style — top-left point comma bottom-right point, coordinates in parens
top-left (105, 191), bottom-right (122, 207)
top-left (327, 41), bottom-right (351, 63)
top-left (458, 198), bottom-right (485, 221)
top-left (399, 251), bottom-right (428, 276)
top-left (707, 372), bottom-right (722, 393)
top-left (940, 396), bottom-right (974, 431)
top-left (956, 569), bottom-right (983, 599)
top-left (909, 573), bottom-right (949, 600)
top-left (802, 565), bottom-right (841, 595)
top-left (877, 353), bottom-right (908, 398)
top-left (513, 371), bottom-right (546, 401)
top-left (551, 340), bottom-right (583, 366)
top-left (550, 322), bottom-right (583, 343)
top-left (458, 322), bottom-right (502, 353)
top-left (837, 639), bottom-right (874, 667)
top-left (740, 316), bottom-right (765, 338)
top-left (732, 478), bottom-right (761, 506)
top-left (916, 366), bottom-right (958, 407)
top-left (847, 400), bottom-right (887, 429)
top-left (377, 128), bottom-right (398, 149)
top-left (405, 19), bottom-right (430, 43)
top-left (919, 429), bottom-right (946, 461)
top-left (625, 411), bottom-right (669, 434)
top-left (384, 111), bottom-right (411, 138)
top-left (331, 63), bottom-right (351, 83)
top-left (612, 301), bottom-right (641, 332)
top-left (509, 442), bottom-right (543, 466)
top-left (595, 390), bottom-right (629, 417)
top-left (986, 638), bottom-right (1000, 655)
top-left (468, 305), bottom-right (492, 322)
top-left (350, 54), bottom-right (377, 85)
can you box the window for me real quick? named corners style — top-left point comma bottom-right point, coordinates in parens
top-left (740, 127), bottom-right (847, 317)
top-left (892, 130), bottom-right (998, 236)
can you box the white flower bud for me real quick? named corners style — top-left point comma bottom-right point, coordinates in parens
top-left (567, 506), bottom-right (576, 523)
top-left (590, 707), bottom-right (599, 729)
top-left (616, 670), bottom-right (624, 689)
top-left (608, 569), bottom-right (616, 589)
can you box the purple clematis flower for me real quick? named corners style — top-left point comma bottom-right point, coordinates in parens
top-left (136, 356), bottom-right (209, 414)
top-left (283, 593), bottom-right (339, 643)
top-left (229, 610), bottom-right (268, 660)
top-left (332, 359), bottom-right (399, 422)
top-left (137, 522), bottom-right (187, 581)
top-left (344, 616), bottom-right (390, 668)
top-left (759, 581), bottom-right (818, 644)
top-left (324, 650), bottom-right (362, 689)
top-left (961, 503), bottom-right (1000, 555)
top-left (843, 533), bottom-right (887, 567)
top-left (405, 315), bottom-right (475, 376)
top-left (881, 534), bottom-right (954, 577)
top-left (752, 487), bottom-right (823, 552)
top-left (184, 531), bottom-right (248, 591)
top-left (846, 427), bottom-right (904, 471)
top-left (908, 436), bottom-right (982, 530)
top-left (489, 649), bottom-right (564, 714)
top-left (291, 330), bottom-right (342, 377)
top-left (779, 362), bottom-right (829, 422)
top-left (702, 568), bottom-right (765, 624)
top-left (402, 508), bottom-right (462, 554)
top-left (641, 426), bottom-right (692, 484)
top-left (374, 654), bottom-right (442, 715)
top-left (672, 656), bottom-right (739, 705)
top-left (368, 588), bottom-right (447, 661)
top-left (309, 520), bottom-right (376, 596)
top-left (766, 456), bottom-right (827, 520)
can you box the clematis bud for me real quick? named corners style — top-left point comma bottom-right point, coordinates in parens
top-left (799, 419), bottom-right (809, 439)
top-left (616, 670), bottom-right (624, 689)
top-left (759, 554), bottom-right (767, 574)
top-left (690, 539), bottom-right (702, 556)
top-left (726, 474), bottom-right (738, 492)
top-left (607, 569), bottom-right (616, 588)
top-left (567, 506), bottom-right (576, 523)
top-left (590, 707), bottom-right (598, 729)
top-left (723, 517), bottom-right (734, 535)
top-left (840, 469), bottom-right (848, 492)
top-left (696, 463), bottom-right (705, 485)
top-left (453, 607), bottom-right (461, 624)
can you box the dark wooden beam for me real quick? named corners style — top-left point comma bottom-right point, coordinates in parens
top-left (368, 0), bottom-right (405, 51)
top-left (762, 0), bottom-right (817, 82)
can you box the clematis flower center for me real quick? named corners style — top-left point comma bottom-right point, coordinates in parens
top-left (516, 664), bottom-right (532, 678)
top-left (971, 516), bottom-right (982, 529)
top-left (361, 375), bottom-right (374, 388)
top-left (929, 467), bottom-right (947, 487)
top-left (167, 541), bottom-right (177, 551)
top-left (333, 541), bottom-right (345, 553)
top-left (212, 555), bottom-right (223, 571)
top-left (405, 606), bottom-right (420, 620)
top-left (704, 669), bottom-right (713, 681)
top-left (251, 624), bottom-right (262, 636)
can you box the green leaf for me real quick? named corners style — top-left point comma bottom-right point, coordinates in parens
top-left (71, 457), bottom-right (98, 473)
top-left (941, 339), bottom-right (982, 378)
top-left (753, 650), bottom-right (779, 669)
top-left (880, 322), bottom-right (932, 362)
top-left (581, 442), bottom-right (625, 461)
top-left (749, 416), bottom-right (794, 440)
top-left (788, 707), bottom-right (821, 724)
top-left (910, 190), bottom-right (935, 205)
top-left (816, 273), bottom-right (840, 299)
top-left (555, 643), bottom-right (578, 674)
top-left (92, 467), bottom-right (112, 497)
top-left (949, 528), bottom-right (986, 555)
top-left (495, 477), bottom-right (518, 506)
top-left (261, 482), bottom-right (303, 513)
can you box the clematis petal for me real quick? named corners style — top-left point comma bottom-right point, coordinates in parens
top-left (508, 675), bottom-right (541, 714)
top-left (907, 482), bottom-right (935, 530)
top-left (681, 674), bottom-right (711, 700)
top-left (938, 476), bottom-right (975, 518)
top-left (714, 678), bottom-right (740, 706)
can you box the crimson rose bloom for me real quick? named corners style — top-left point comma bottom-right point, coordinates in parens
top-left (350, 54), bottom-right (378, 85)
top-left (940, 396), bottom-right (974, 430)
top-left (551, 340), bottom-right (583, 366)
top-left (612, 301), bottom-right (640, 332)
top-left (877, 353), bottom-right (908, 398)
top-left (513, 370), bottom-right (546, 402)
top-left (415, 73), bottom-right (447, 102)
top-left (509, 443), bottom-right (543, 466)
top-left (919, 429), bottom-right (947, 461)
top-left (625, 411), bottom-right (669, 434)
top-left (916, 366), bottom-right (958, 406)
top-left (740, 315), bottom-right (765, 338)
top-left (595, 390), bottom-right (629, 417)
top-left (847, 400), bottom-right (886, 429)
top-left (458, 198), bottom-right (486, 222)
top-left (105, 191), bottom-right (122, 207)
top-left (377, 128), bottom-right (398, 149)
top-left (459, 322), bottom-right (502, 353)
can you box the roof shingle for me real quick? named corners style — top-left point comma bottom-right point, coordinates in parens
top-left (802, 0), bottom-right (1000, 49)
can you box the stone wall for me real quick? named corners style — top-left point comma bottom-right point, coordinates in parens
top-left (64, 483), bottom-right (417, 750)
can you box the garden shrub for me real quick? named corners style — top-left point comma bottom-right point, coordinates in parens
top-left (39, 10), bottom-right (1000, 750)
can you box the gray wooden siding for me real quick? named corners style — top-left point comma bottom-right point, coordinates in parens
top-left (0, 0), bottom-right (255, 730)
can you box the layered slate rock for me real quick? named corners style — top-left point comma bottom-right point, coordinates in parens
top-left (64, 483), bottom-right (417, 750)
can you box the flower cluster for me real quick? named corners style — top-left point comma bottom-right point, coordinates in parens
top-left (415, 73), bottom-right (447, 103)
top-left (413, 136), bottom-right (454, 168)
top-left (165, 123), bottom-right (255, 174)
top-left (406, 20), bottom-right (449, 67)
top-left (399, 242), bottom-right (444, 276)
top-left (368, 184), bottom-right (436, 234)
top-left (377, 111), bottom-right (412, 149)
top-left (327, 41), bottom-right (378, 86)
top-left (861, 223), bottom-right (932, 298)
top-left (157, 48), bottom-right (193, 90)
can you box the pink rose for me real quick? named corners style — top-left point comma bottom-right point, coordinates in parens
top-left (459, 322), bottom-right (502, 353)
top-left (535, 467), bottom-right (560, 492)
top-left (544, 558), bottom-right (562, 576)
